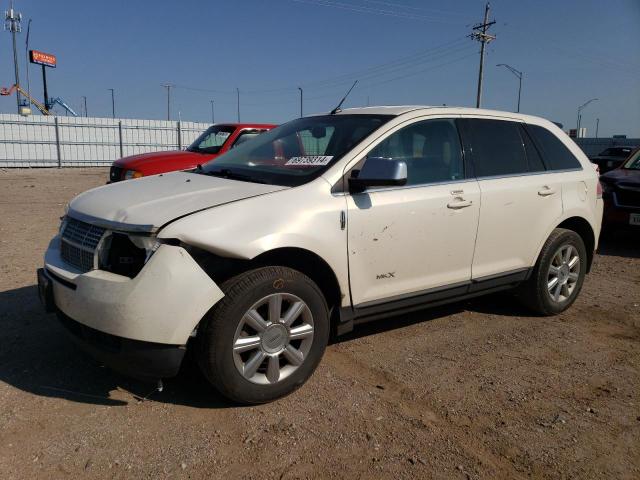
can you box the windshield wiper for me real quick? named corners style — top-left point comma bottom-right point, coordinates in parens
top-left (203, 168), bottom-right (267, 184)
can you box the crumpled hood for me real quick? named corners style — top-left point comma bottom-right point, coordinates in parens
top-left (68, 171), bottom-right (287, 231)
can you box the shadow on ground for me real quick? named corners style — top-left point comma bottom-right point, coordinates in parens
top-left (0, 285), bottom-right (233, 409)
top-left (1, 230), bottom-right (636, 407)
top-left (597, 228), bottom-right (640, 258)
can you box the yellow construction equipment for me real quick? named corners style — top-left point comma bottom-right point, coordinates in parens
top-left (1, 84), bottom-right (51, 115)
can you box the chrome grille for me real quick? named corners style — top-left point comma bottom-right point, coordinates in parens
top-left (60, 217), bottom-right (106, 272)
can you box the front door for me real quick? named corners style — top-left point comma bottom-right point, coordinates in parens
top-left (346, 118), bottom-right (480, 307)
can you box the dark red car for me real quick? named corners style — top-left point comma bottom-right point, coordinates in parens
top-left (109, 123), bottom-right (276, 182)
top-left (599, 147), bottom-right (640, 230)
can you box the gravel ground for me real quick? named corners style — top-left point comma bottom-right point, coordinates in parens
top-left (0, 168), bottom-right (638, 479)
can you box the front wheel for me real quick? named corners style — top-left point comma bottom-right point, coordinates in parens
top-left (518, 228), bottom-right (587, 316)
top-left (196, 266), bottom-right (330, 404)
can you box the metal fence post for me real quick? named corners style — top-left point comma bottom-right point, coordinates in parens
top-left (118, 121), bottom-right (124, 158)
top-left (54, 117), bottom-right (62, 168)
top-left (177, 120), bottom-right (182, 149)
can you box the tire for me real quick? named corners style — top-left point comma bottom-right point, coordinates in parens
top-left (196, 266), bottom-right (330, 404)
top-left (518, 228), bottom-right (587, 316)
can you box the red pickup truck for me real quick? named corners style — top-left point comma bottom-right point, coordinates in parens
top-left (109, 123), bottom-right (276, 182)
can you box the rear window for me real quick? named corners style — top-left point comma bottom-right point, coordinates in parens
top-left (463, 119), bottom-right (528, 177)
top-left (527, 125), bottom-right (582, 170)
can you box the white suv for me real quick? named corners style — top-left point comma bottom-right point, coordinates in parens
top-left (38, 106), bottom-right (603, 404)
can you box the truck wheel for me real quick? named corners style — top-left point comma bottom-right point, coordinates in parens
top-left (518, 228), bottom-right (587, 316)
top-left (196, 266), bottom-right (330, 404)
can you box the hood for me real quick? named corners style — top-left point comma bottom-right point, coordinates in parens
top-left (601, 168), bottom-right (640, 183)
top-left (68, 171), bottom-right (288, 232)
top-left (114, 150), bottom-right (215, 170)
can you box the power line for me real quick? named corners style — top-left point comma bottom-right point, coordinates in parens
top-left (172, 36), bottom-right (470, 97)
top-left (289, 0), bottom-right (461, 24)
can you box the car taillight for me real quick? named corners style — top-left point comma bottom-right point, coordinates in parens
top-left (596, 181), bottom-right (603, 199)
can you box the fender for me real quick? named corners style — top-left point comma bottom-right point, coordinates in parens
top-left (158, 178), bottom-right (352, 307)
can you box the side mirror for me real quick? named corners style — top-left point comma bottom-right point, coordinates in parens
top-left (348, 157), bottom-right (407, 193)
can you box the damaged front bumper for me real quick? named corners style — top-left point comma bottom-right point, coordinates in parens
top-left (40, 237), bottom-right (224, 379)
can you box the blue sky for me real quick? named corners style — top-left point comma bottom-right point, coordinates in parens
top-left (1, 0), bottom-right (639, 136)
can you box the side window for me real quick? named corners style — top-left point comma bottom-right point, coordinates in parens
top-left (519, 125), bottom-right (546, 172)
top-left (368, 119), bottom-right (464, 185)
top-left (527, 124), bottom-right (582, 170)
top-left (464, 119), bottom-right (528, 177)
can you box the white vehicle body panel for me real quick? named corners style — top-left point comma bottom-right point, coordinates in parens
top-left (471, 172), bottom-right (564, 278)
top-left (68, 171), bottom-right (287, 231)
top-left (345, 180), bottom-right (480, 305)
top-left (46, 237), bottom-right (223, 344)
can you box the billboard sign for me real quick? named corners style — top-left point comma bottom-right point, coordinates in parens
top-left (29, 50), bottom-right (57, 68)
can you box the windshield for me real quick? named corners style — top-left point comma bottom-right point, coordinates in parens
top-left (197, 114), bottom-right (392, 186)
top-left (623, 149), bottom-right (640, 169)
top-left (600, 147), bottom-right (633, 157)
top-left (187, 125), bottom-right (236, 154)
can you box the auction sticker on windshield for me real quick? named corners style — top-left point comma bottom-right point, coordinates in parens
top-left (285, 156), bottom-right (333, 166)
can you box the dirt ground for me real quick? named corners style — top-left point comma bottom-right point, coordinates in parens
top-left (0, 167), bottom-right (638, 479)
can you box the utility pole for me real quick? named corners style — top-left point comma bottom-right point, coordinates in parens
top-left (5, 1), bottom-right (23, 112)
top-left (162, 84), bottom-right (172, 120)
top-left (108, 88), bottom-right (115, 118)
top-left (82, 96), bottom-right (88, 117)
top-left (210, 100), bottom-right (215, 123)
top-left (595, 118), bottom-right (599, 138)
top-left (298, 87), bottom-right (303, 117)
top-left (496, 63), bottom-right (522, 112)
top-left (236, 88), bottom-right (240, 122)
top-left (470, 2), bottom-right (495, 108)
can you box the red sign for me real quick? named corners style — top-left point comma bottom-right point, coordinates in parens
top-left (30, 50), bottom-right (57, 68)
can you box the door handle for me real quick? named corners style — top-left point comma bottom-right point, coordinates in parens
top-left (538, 186), bottom-right (556, 197)
top-left (447, 198), bottom-right (473, 209)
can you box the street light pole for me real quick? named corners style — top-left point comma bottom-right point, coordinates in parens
top-left (82, 96), bottom-right (88, 117)
top-left (162, 84), bottom-right (172, 121)
top-left (25, 18), bottom-right (31, 108)
top-left (108, 88), bottom-right (115, 118)
top-left (496, 63), bottom-right (523, 112)
top-left (298, 87), bottom-right (303, 117)
top-left (236, 88), bottom-right (240, 122)
top-left (210, 100), bottom-right (215, 124)
top-left (576, 98), bottom-right (598, 138)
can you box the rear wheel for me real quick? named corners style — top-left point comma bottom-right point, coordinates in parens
top-left (196, 266), bottom-right (329, 404)
top-left (518, 228), bottom-right (587, 315)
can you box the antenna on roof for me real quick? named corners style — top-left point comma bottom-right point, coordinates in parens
top-left (330, 80), bottom-right (358, 115)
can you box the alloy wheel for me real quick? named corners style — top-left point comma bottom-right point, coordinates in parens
top-left (547, 244), bottom-right (580, 303)
top-left (232, 293), bottom-right (314, 385)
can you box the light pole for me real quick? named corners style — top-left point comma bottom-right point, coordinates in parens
top-left (162, 84), bottom-right (172, 120)
top-left (577, 98), bottom-right (598, 138)
top-left (108, 88), bottom-right (115, 118)
top-left (298, 87), bottom-right (303, 117)
top-left (236, 88), bottom-right (240, 122)
top-left (82, 96), bottom-right (87, 117)
top-left (595, 118), bottom-right (599, 138)
top-left (25, 18), bottom-right (31, 107)
top-left (496, 63), bottom-right (523, 112)
top-left (210, 100), bottom-right (215, 123)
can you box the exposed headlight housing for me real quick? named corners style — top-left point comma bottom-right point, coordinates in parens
top-left (124, 170), bottom-right (144, 180)
top-left (98, 232), bottom-right (161, 278)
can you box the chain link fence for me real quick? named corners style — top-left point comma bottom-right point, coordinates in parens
top-left (0, 114), bottom-right (210, 167)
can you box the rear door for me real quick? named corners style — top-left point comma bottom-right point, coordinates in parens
top-left (459, 118), bottom-right (563, 279)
